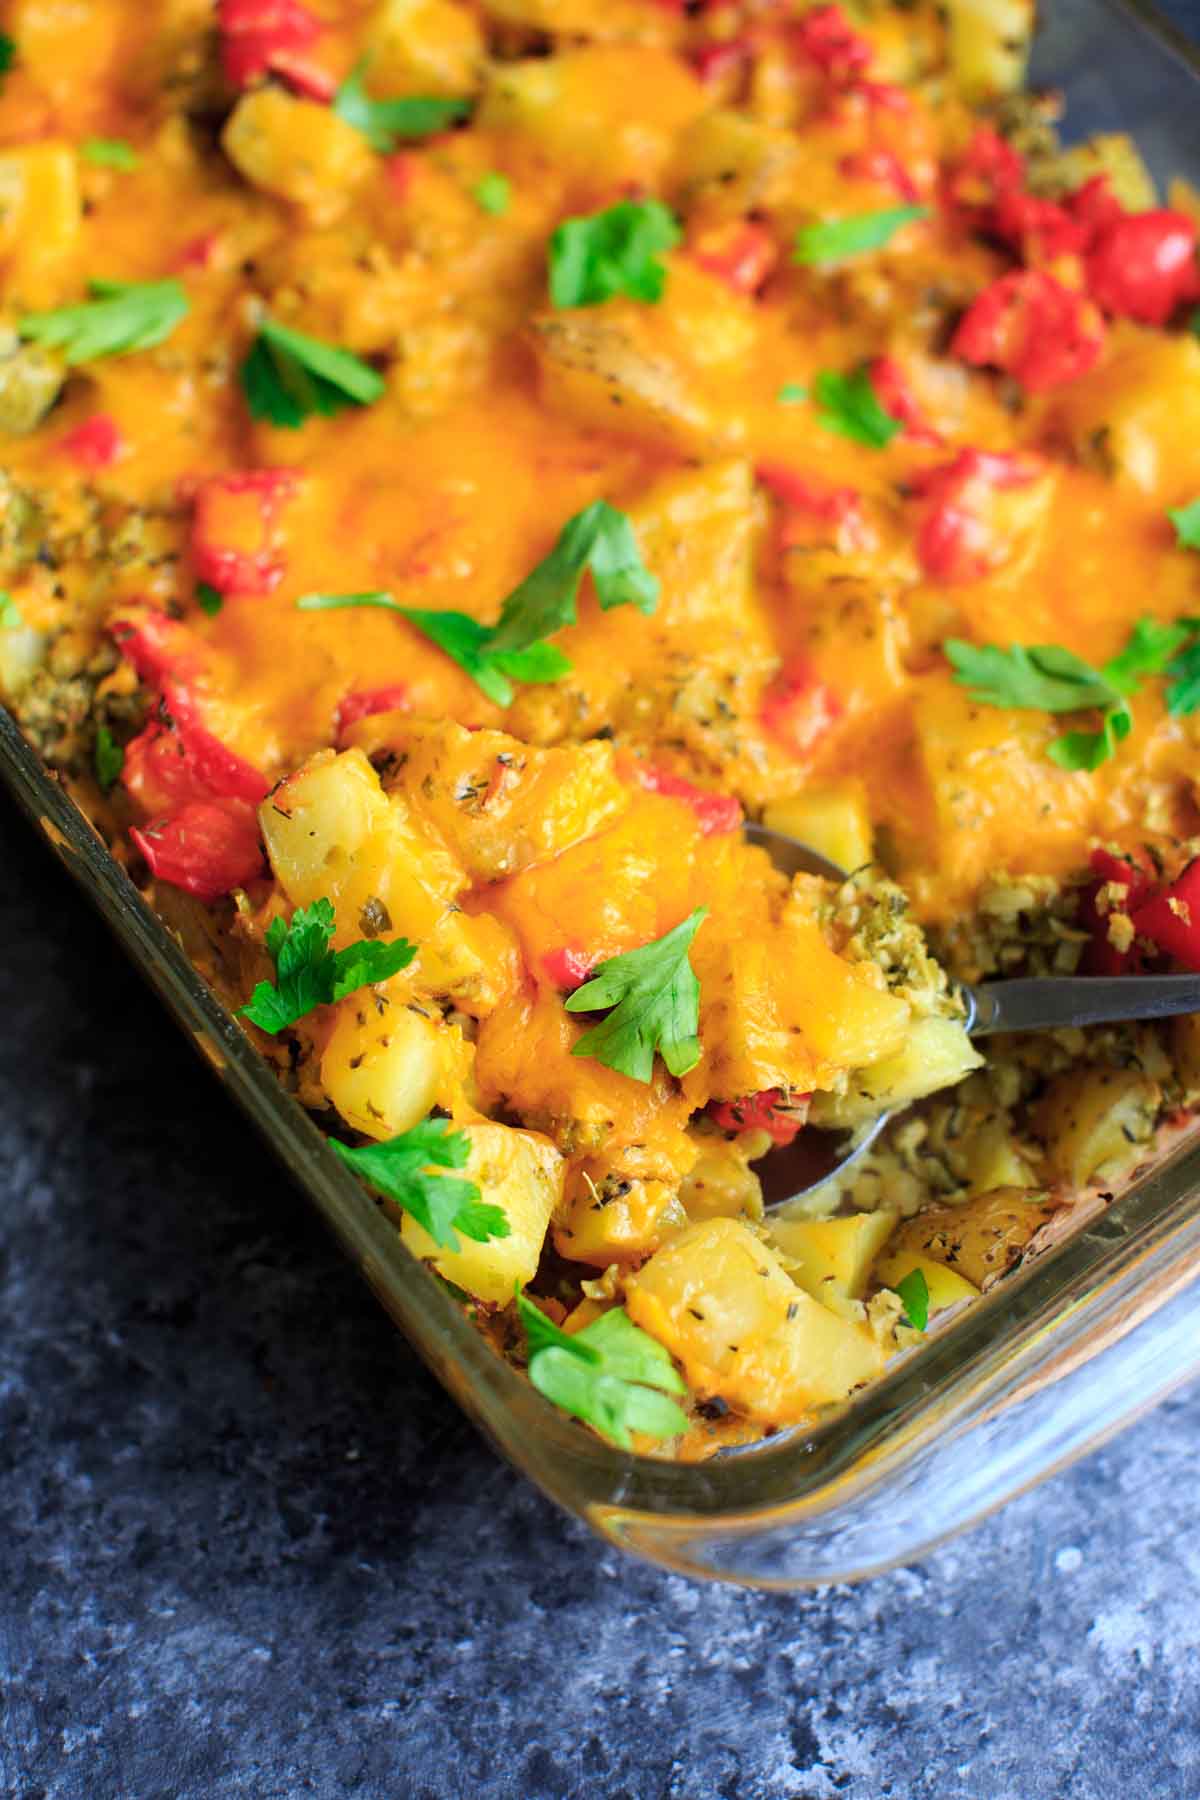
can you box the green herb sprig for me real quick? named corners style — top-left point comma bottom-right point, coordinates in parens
top-left (565, 909), bottom-right (707, 1083)
top-left (518, 1293), bottom-right (687, 1449)
top-left (240, 897), bottom-right (416, 1034)
top-left (331, 1117), bottom-right (509, 1252)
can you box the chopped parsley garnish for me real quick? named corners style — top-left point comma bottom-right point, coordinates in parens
top-left (195, 581), bottom-right (224, 617)
top-left (813, 367), bottom-right (902, 449)
top-left (81, 138), bottom-right (140, 171)
top-left (893, 1267), bottom-right (930, 1332)
top-left (0, 591), bottom-right (22, 628)
top-left (793, 205), bottom-right (928, 268)
top-left (332, 62), bottom-right (469, 151)
top-left (565, 909), bottom-right (707, 1083)
top-left (240, 315), bottom-right (385, 429)
top-left (549, 198), bottom-right (681, 309)
top-left (946, 617), bottom-right (1191, 770)
top-left (19, 278), bottom-right (189, 365)
top-left (1169, 498), bottom-right (1200, 551)
top-left (778, 382), bottom-right (809, 405)
top-left (330, 1117), bottom-right (509, 1252)
top-left (298, 499), bottom-right (657, 707)
top-left (517, 1293), bottom-right (687, 1449)
top-left (240, 896), bottom-right (416, 1035)
top-left (473, 171), bottom-right (511, 216)
top-left (94, 725), bottom-right (124, 792)
top-left (0, 34), bottom-right (14, 82)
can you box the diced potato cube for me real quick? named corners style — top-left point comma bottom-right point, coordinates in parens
top-left (401, 1121), bottom-right (564, 1304)
top-left (1033, 1065), bottom-right (1160, 1188)
top-left (625, 1217), bottom-right (884, 1423)
top-left (478, 46), bottom-right (703, 188)
top-left (763, 780), bottom-right (873, 877)
top-left (222, 89), bottom-right (373, 225)
top-left (943, 0), bottom-right (1034, 99)
top-left (678, 1138), bottom-right (763, 1224)
top-left (1049, 134), bottom-right (1157, 213)
top-left (885, 1186), bottom-right (1057, 1287)
top-left (671, 109), bottom-right (800, 219)
top-left (529, 311), bottom-right (719, 456)
top-left (0, 142), bottom-right (81, 305)
top-left (364, 0), bottom-right (484, 96)
top-left (962, 1117), bottom-right (1037, 1195)
top-left (813, 1016), bottom-right (983, 1129)
top-left (555, 1171), bottom-right (686, 1266)
top-left (768, 1209), bottom-right (899, 1314)
top-left (1054, 334), bottom-right (1200, 498)
top-left (322, 993), bottom-right (461, 1140)
top-left (0, 334), bottom-right (63, 435)
top-left (873, 1249), bottom-right (980, 1313)
top-left (384, 720), bottom-right (628, 881)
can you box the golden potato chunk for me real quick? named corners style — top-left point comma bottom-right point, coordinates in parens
top-left (885, 1187), bottom-right (1057, 1288)
top-left (401, 1121), bottom-right (564, 1304)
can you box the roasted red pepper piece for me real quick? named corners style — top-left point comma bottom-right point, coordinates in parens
top-left (756, 461), bottom-right (869, 553)
top-left (913, 449), bottom-right (1040, 583)
top-left (629, 762), bottom-right (743, 835)
top-left (989, 188), bottom-right (1085, 262)
top-left (690, 221), bottom-right (778, 295)
top-left (792, 4), bottom-right (873, 82)
top-left (709, 1088), bottom-right (812, 1146)
top-left (1131, 861), bottom-right (1200, 972)
top-left (952, 270), bottom-right (1106, 392)
top-left (690, 36), bottom-right (752, 84)
top-left (541, 946), bottom-right (597, 991)
top-left (1085, 209), bottom-right (1200, 326)
top-left (335, 684), bottom-right (411, 740)
top-left (131, 800), bottom-right (264, 902)
top-left (191, 468), bottom-right (297, 598)
top-left (111, 610), bottom-right (203, 690)
top-left (58, 413), bottom-right (123, 470)
top-left (868, 356), bottom-right (941, 445)
top-left (217, 0), bottom-right (324, 92)
top-left (759, 657), bottom-right (843, 758)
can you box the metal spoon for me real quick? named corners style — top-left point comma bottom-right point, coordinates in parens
top-left (743, 822), bottom-right (1200, 1210)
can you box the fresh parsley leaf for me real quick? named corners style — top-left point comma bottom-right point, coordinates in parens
top-left (813, 366), bottom-right (902, 449)
top-left (793, 204), bottom-right (928, 267)
top-left (240, 315), bottom-right (385, 429)
top-left (331, 1117), bottom-right (509, 1252)
top-left (19, 278), bottom-right (189, 364)
top-left (94, 725), bottom-right (124, 792)
top-left (0, 34), bottom-right (14, 81)
top-left (565, 909), bottom-right (707, 1083)
top-left (778, 382), bottom-right (808, 405)
top-left (195, 581), bottom-right (223, 617)
top-left (549, 198), bottom-right (681, 309)
top-left (488, 499), bottom-right (659, 654)
top-left (945, 639), bottom-right (1118, 715)
top-left (240, 896), bottom-right (417, 1034)
top-left (333, 61), bottom-right (469, 151)
top-left (297, 500), bottom-right (655, 706)
top-left (1165, 618), bottom-right (1200, 717)
top-left (946, 618), bottom-right (1190, 770)
top-left (893, 1267), bottom-right (930, 1332)
top-left (81, 137), bottom-right (140, 171)
top-left (0, 591), bottom-right (22, 628)
top-left (473, 171), bottom-right (510, 215)
top-left (1169, 498), bottom-right (1200, 551)
top-left (517, 1293), bottom-right (687, 1450)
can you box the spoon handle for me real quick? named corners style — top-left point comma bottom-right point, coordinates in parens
top-left (964, 974), bottom-right (1200, 1037)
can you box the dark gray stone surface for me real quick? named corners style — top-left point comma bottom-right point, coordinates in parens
top-left (6, 799), bottom-right (1200, 1800)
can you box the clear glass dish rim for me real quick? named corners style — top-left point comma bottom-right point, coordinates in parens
top-left (4, 0), bottom-right (1200, 1574)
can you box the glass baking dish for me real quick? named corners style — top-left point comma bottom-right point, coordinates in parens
top-left (5, 0), bottom-right (1200, 1588)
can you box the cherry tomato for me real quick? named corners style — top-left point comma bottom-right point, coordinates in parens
top-left (217, 0), bottom-right (323, 91)
top-left (1085, 209), bottom-right (1200, 325)
top-left (335, 685), bottom-right (412, 740)
top-left (759, 658), bottom-right (843, 758)
top-left (57, 414), bottom-right (123, 470)
top-left (792, 4), bottom-right (873, 82)
top-left (952, 270), bottom-right (1106, 392)
top-left (690, 221), bottom-right (778, 295)
top-left (709, 1088), bottom-right (812, 1146)
top-left (1079, 847), bottom-right (1156, 975)
top-left (839, 149), bottom-right (920, 204)
top-left (629, 762), bottom-right (743, 835)
top-left (541, 946), bottom-right (597, 991)
top-left (869, 356), bottom-right (941, 445)
top-left (131, 801), bottom-right (264, 902)
top-left (191, 468), bottom-right (297, 598)
top-left (913, 449), bottom-right (1040, 583)
top-left (1131, 861), bottom-right (1200, 972)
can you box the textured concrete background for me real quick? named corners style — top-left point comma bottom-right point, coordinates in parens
top-left (7, 10), bottom-right (1200, 1787)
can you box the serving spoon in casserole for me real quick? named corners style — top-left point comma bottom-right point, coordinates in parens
top-left (746, 822), bottom-right (1200, 1208)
